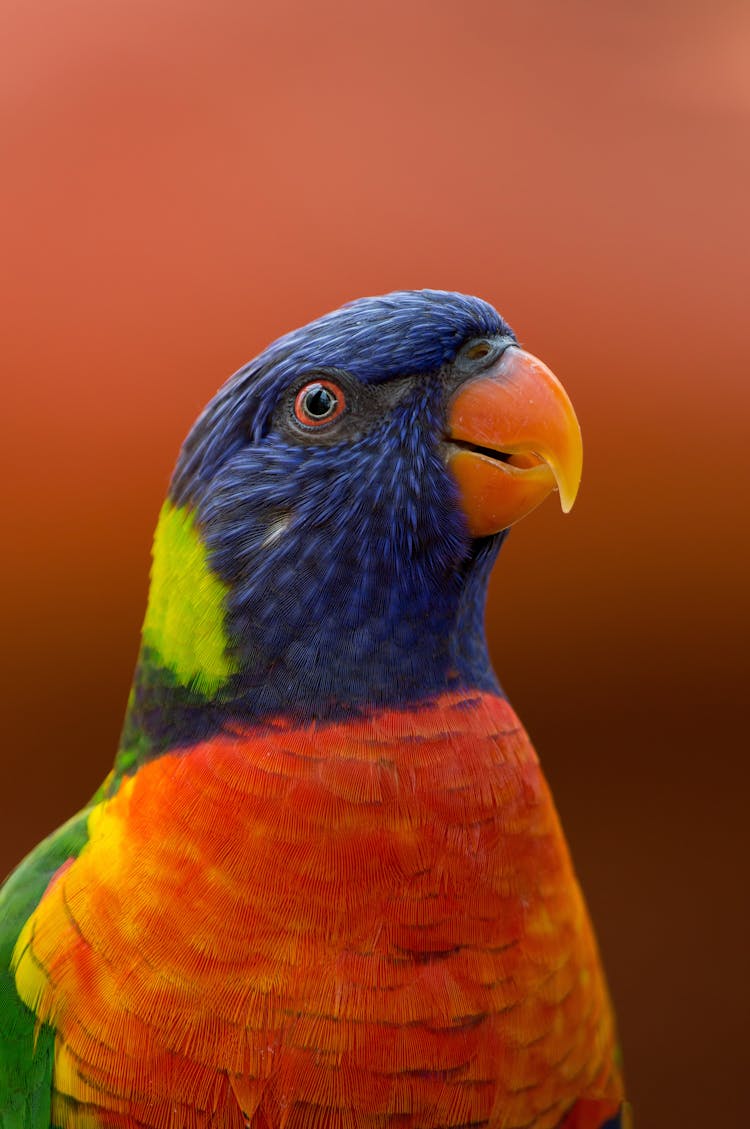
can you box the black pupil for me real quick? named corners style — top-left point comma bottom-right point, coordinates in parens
top-left (304, 385), bottom-right (337, 419)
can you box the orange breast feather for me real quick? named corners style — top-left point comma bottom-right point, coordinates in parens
top-left (13, 692), bottom-right (623, 1129)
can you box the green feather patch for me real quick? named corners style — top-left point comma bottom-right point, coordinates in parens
top-left (0, 811), bottom-right (90, 1129)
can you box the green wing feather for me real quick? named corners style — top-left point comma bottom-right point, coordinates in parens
top-left (0, 811), bottom-right (90, 1129)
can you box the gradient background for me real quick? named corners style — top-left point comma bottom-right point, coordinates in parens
top-left (1, 2), bottom-right (748, 1125)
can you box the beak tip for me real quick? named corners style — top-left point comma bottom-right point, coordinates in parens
top-left (552, 428), bottom-right (583, 515)
top-left (554, 467), bottom-right (582, 515)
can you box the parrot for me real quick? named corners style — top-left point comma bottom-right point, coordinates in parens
top-left (0, 290), bottom-right (627, 1129)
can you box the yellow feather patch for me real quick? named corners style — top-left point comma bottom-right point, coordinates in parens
top-left (141, 501), bottom-right (238, 694)
top-left (10, 914), bottom-right (42, 1014)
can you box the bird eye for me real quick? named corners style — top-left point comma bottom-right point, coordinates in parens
top-left (464, 341), bottom-right (493, 361)
top-left (293, 380), bottom-right (346, 427)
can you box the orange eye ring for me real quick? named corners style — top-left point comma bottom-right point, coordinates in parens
top-left (293, 380), bottom-right (346, 427)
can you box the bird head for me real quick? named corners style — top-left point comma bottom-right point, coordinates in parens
top-left (120, 291), bottom-right (581, 763)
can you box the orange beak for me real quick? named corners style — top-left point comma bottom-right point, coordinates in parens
top-left (446, 346), bottom-right (583, 536)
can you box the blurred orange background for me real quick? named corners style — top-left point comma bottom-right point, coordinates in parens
top-left (1, 1), bottom-right (748, 1124)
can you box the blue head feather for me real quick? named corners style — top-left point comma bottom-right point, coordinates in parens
top-left (124, 291), bottom-right (516, 757)
top-left (172, 290), bottom-right (510, 497)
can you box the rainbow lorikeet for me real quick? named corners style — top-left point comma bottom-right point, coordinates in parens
top-left (0, 291), bottom-right (627, 1129)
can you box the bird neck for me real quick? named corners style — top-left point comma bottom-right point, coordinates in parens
top-left (111, 501), bottom-right (506, 787)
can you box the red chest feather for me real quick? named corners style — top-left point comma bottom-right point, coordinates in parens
top-left (15, 693), bottom-right (622, 1129)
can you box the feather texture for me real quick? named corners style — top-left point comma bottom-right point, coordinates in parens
top-left (1, 291), bottom-right (625, 1127)
top-left (13, 693), bottom-right (621, 1129)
